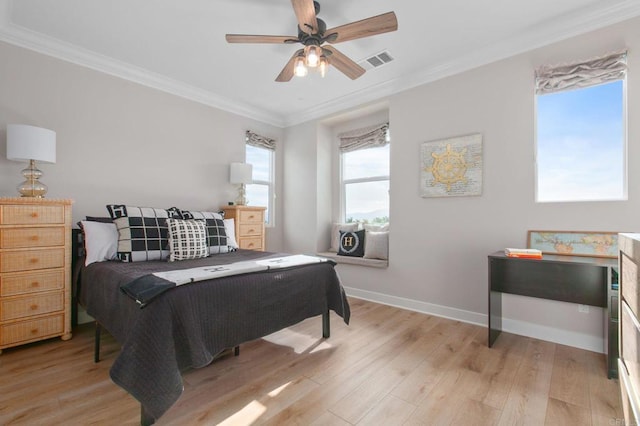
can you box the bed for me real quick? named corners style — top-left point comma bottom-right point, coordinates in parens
top-left (73, 229), bottom-right (350, 425)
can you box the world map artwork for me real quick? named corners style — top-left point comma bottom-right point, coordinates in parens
top-left (528, 231), bottom-right (618, 258)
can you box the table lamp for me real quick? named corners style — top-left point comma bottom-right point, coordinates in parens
top-left (230, 162), bottom-right (252, 206)
top-left (6, 124), bottom-right (57, 198)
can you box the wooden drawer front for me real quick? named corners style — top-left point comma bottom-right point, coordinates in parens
top-left (0, 248), bottom-right (65, 273)
top-left (239, 210), bottom-right (264, 224)
top-left (1, 291), bottom-right (64, 321)
top-left (1, 205), bottom-right (65, 225)
top-left (239, 237), bottom-right (263, 251)
top-left (621, 301), bottom-right (640, 393)
top-left (239, 223), bottom-right (263, 237)
top-left (619, 358), bottom-right (639, 426)
top-left (1, 270), bottom-right (65, 297)
top-left (1, 314), bottom-right (63, 346)
top-left (1, 227), bottom-right (65, 249)
top-left (622, 253), bottom-right (640, 316)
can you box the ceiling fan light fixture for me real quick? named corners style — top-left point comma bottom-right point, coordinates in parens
top-left (294, 55), bottom-right (308, 77)
top-left (319, 55), bottom-right (329, 78)
top-left (305, 45), bottom-right (321, 67)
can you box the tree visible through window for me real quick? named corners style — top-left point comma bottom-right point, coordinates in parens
top-left (535, 52), bottom-right (626, 202)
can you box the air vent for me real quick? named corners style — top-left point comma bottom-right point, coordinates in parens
top-left (359, 50), bottom-right (394, 70)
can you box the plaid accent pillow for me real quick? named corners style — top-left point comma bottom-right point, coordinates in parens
top-left (166, 219), bottom-right (209, 261)
top-left (180, 210), bottom-right (230, 254)
top-left (106, 205), bottom-right (170, 262)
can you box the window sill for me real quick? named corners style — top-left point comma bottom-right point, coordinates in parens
top-left (316, 252), bottom-right (388, 268)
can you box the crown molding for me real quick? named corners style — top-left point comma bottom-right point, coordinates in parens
top-left (0, 19), bottom-right (286, 128)
top-left (284, 0), bottom-right (640, 126)
top-left (2, 1), bottom-right (640, 129)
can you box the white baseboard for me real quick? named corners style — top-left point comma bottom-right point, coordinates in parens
top-left (343, 286), bottom-right (605, 354)
top-left (343, 286), bottom-right (486, 326)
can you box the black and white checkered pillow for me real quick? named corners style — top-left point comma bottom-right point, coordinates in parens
top-left (180, 210), bottom-right (230, 254)
top-left (166, 219), bottom-right (209, 261)
top-left (106, 205), bottom-right (170, 262)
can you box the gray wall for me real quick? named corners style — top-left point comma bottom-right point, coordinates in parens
top-left (0, 41), bottom-right (285, 250)
top-left (282, 16), bottom-right (640, 352)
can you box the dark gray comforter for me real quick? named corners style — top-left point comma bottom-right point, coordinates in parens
top-left (78, 249), bottom-right (350, 421)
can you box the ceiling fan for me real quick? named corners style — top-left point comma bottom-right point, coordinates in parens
top-left (225, 0), bottom-right (398, 82)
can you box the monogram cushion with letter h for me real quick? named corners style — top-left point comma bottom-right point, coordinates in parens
top-left (338, 229), bottom-right (365, 257)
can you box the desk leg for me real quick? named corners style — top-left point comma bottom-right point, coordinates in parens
top-left (488, 290), bottom-right (502, 347)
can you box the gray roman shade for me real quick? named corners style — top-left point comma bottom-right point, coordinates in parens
top-left (246, 130), bottom-right (275, 150)
top-left (338, 122), bottom-right (389, 153)
top-left (535, 50), bottom-right (627, 95)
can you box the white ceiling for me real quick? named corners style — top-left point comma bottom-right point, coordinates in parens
top-left (1, 0), bottom-right (639, 127)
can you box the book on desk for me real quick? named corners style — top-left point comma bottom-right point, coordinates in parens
top-left (504, 248), bottom-right (542, 259)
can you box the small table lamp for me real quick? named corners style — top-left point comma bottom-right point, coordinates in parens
top-left (6, 124), bottom-right (57, 198)
top-left (230, 162), bottom-right (253, 206)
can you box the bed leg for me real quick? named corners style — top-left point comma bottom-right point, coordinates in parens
top-left (141, 404), bottom-right (155, 425)
top-left (234, 345), bottom-right (240, 356)
top-left (322, 311), bottom-right (330, 338)
top-left (94, 322), bottom-right (101, 363)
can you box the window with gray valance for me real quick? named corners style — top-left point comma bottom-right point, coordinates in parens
top-left (245, 130), bottom-right (275, 151)
top-left (535, 50), bottom-right (627, 95)
top-left (338, 122), bottom-right (389, 153)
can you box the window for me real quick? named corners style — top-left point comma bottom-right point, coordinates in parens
top-left (245, 131), bottom-right (275, 225)
top-left (535, 51), bottom-right (626, 202)
top-left (339, 123), bottom-right (390, 224)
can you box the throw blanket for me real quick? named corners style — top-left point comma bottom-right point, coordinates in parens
top-left (121, 254), bottom-right (331, 307)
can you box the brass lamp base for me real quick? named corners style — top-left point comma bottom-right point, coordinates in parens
top-left (17, 159), bottom-right (48, 198)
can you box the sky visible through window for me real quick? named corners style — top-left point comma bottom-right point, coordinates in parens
top-left (246, 145), bottom-right (272, 222)
top-left (536, 80), bottom-right (624, 202)
top-left (343, 144), bottom-right (389, 222)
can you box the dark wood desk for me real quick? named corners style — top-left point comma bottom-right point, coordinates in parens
top-left (488, 252), bottom-right (618, 376)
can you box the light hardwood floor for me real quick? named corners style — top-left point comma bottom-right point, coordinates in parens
top-left (0, 298), bottom-right (623, 425)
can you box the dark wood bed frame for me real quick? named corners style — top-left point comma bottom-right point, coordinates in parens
top-left (71, 229), bottom-right (331, 425)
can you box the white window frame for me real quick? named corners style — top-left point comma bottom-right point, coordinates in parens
top-left (534, 80), bottom-right (627, 203)
top-left (340, 146), bottom-right (390, 224)
top-left (246, 141), bottom-right (275, 227)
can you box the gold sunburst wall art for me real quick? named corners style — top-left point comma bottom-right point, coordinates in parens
top-left (420, 133), bottom-right (483, 197)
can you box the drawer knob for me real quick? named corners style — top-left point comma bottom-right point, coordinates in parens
top-left (31, 281), bottom-right (40, 288)
top-left (248, 243), bottom-right (254, 248)
top-left (30, 304), bottom-right (39, 310)
top-left (30, 235), bottom-right (39, 241)
top-left (30, 258), bottom-right (39, 264)
top-left (248, 229), bottom-right (255, 233)
top-left (30, 328), bottom-right (39, 335)
top-left (249, 215), bottom-right (255, 219)
top-left (31, 212), bottom-right (39, 218)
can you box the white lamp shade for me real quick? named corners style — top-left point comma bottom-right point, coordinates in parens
top-left (7, 124), bottom-right (56, 163)
top-left (230, 162), bottom-right (253, 184)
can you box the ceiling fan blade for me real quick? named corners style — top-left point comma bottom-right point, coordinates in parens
top-left (324, 46), bottom-right (365, 80)
top-left (291, 0), bottom-right (318, 34)
top-left (226, 34), bottom-right (297, 44)
top-left (276, 49), bottom-right (304, 82)
top-left (326, 12), bottom-right (398, 43)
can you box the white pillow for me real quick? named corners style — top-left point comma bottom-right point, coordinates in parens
top-left (364, 223), bottom-right (389, 232)
top-left (364, 231), bottom-right (389, 260)
top-left (80, 221), bottom-right (118, 266)
top-left (331, 223), bottom-right (359, 252)
top-left (224, 218), bottom-right (239, 249)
